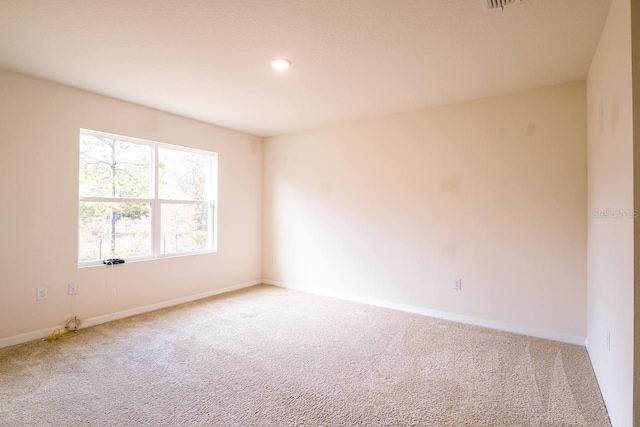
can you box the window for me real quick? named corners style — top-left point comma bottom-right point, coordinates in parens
top-left (78, 129), bottom-right (217, 266)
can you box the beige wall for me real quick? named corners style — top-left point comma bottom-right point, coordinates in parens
top-left (0, 70), bottom-right (263, 342)
top-left (586, 0), bottom-right (634, 426)
top-left (632, 1), bottom-right (640, 425)
top-left (263, 82), bottom-right (588, 340)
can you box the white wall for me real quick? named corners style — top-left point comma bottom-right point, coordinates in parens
top-left (586, 0), bottom-right (634, 426)
top-left (263, 82), bottom-right (588, 341)
top-left (0, 70), bottom-right (263, 342)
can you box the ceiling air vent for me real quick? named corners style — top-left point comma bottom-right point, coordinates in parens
top-left (484, 0), bottom-right (522, 11)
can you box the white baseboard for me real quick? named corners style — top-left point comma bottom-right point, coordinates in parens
top-left (2, 278), bottom-right (586, 349)
top-left (0, 279), bottom-right (262, 349)
top-left (264, 279), bottom-right (586, 346)
top-left (585, 339), bottom-right (621, 427)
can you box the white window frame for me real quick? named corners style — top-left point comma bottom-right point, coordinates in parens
top-left (78, 129), bottom-right (218, 267)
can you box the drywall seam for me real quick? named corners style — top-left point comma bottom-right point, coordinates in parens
top-left (265, 279), bottom-right (586, 346)
top-left (0, 279), bottom-right (262, 349)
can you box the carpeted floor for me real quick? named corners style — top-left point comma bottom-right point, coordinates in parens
top-left (0, 284), bottom-right (610, 427)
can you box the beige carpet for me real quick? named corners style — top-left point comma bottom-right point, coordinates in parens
top-left (0, 285), bottom-right (610, 427)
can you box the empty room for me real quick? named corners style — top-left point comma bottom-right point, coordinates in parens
top-left (0, 0), bottom-right (638, 426)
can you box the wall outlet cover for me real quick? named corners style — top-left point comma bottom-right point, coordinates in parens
top-left (36, 287), bottom-right (48, 301)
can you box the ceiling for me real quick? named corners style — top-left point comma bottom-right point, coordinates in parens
top-left (0, 0), bottom-right (612, 137)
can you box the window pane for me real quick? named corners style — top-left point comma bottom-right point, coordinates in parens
top-left (79, 135), bottom-right (151, 198)
top-left (161, 203), bottom-right (209, 254)
top-left (79, 202), bottom-right (150, 262)
top-left (158, 148), bottom-right (208, 200)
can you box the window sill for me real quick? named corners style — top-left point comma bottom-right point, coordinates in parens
top-left (78, 250), bottom-right (215, 268)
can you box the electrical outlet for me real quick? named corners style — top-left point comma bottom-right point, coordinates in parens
top-left (36, 287), bottom-right (48, 301)
top-left (271, 256), bottom-right (276, 264)
top-left (453, 279), bottom-right (462, 290)
top-left (606, 329), bottom-right (611, 351)
top-left (68, 283), bottom-right (78, 295)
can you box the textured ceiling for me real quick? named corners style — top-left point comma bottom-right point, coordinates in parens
top-left (0, 0), bottom-right (612, 137)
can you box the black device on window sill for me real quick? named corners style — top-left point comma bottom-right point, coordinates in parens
top-left (103, 258), bottom-right (125, 265)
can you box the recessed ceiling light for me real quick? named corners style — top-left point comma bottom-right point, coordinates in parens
top-left (270, 58), bottom-right (291, 71)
